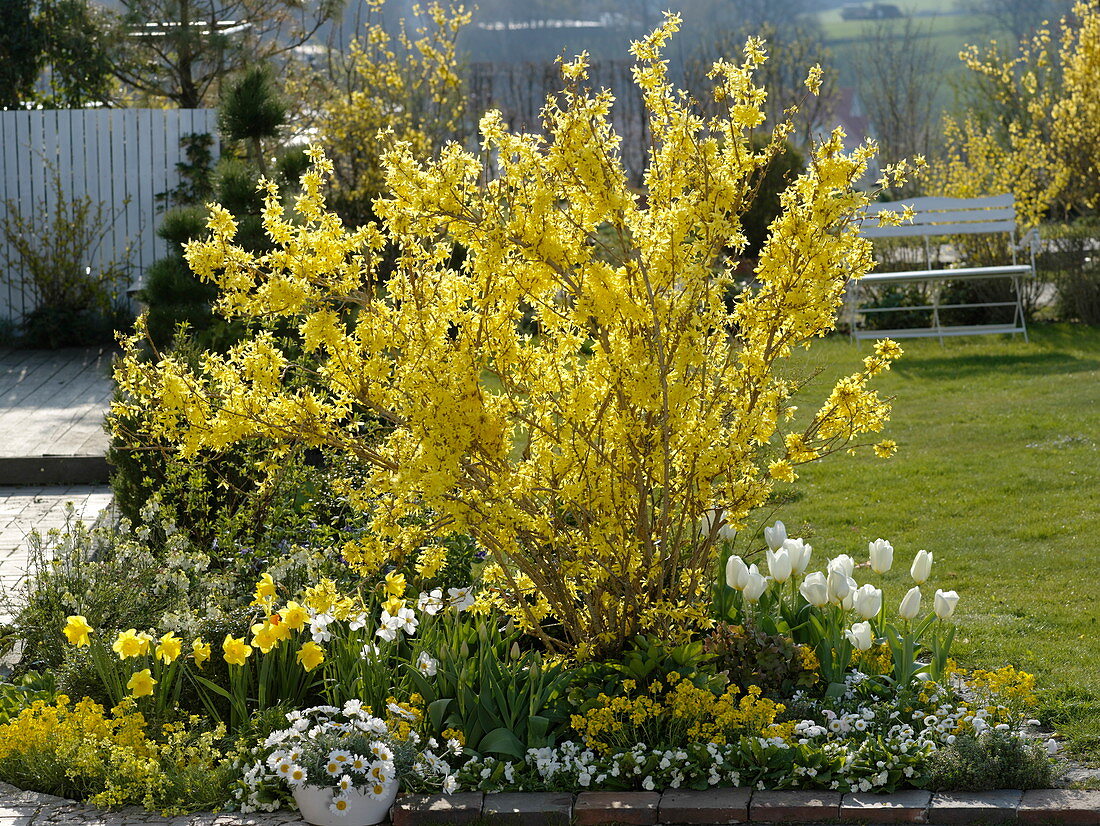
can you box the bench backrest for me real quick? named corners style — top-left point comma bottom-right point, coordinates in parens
top-left (859, 194), bottom-right (1017, 239)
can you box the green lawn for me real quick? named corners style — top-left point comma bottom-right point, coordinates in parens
top-left (777, 324), bottom-right (1100, 759)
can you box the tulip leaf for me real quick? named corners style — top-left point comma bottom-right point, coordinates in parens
top-left (478, 727), bottom-right (526, 760)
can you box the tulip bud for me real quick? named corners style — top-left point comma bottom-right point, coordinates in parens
top-left (764, 520), bottom-right (787, 551)
top-left (827, 568), bottom-right (852, 604)
top-left (852, 584), bottom-right (883, 620)
top-left (783, 538), bottom-right (812, 576)
top-left (725, 555), bottom-right (750, 590)
top-left (868, 538), bottom-right (893, 574)
top-left (828, 554), bottom-right (855, 579)
top-left (934, 589), bottom-right (959, 619)
top-left (846, 621), bottom-right (874, 651)
top-left (799, 571), bottom-right (829, 607)
top-left (899, 586), bottom-right (922, 620)
top-left (766, 547), bottom-right (793, 583)
top-left (910, 550), bottom-right (933, 584)
top-left (742, 567), bottom-right (769, 603)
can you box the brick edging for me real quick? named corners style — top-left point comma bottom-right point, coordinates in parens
top-left (392, 787), bottom-right (1100, 825)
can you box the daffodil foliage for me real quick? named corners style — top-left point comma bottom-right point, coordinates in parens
top-left (114, 15), bottom-right (907, 658)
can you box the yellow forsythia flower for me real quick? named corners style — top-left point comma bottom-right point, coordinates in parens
top-left (127, 669), bottom-right (156, 698)
top-left (222, 635), bottom-right (252, 666)
top-left (296, 641), bottom-right (325, 671)
top-left (191, 638), bottom-right (211, 669)
top-left (63, 615), bottom-right (93, 647)
top-left (155, 632), bottom-right (182, 664)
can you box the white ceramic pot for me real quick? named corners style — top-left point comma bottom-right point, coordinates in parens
top-left (292, 782), bottom-right (398, 826)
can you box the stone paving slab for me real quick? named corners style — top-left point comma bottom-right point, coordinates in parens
top-left (0, 485), bottom-right (113, 623)
top-left (2, 785), bottom-right (1100, 826)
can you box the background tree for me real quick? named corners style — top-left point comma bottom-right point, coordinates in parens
top-left (0, 0), bottom-right (44, 108)
top-left (107, 0), bottom-right (342, 108)
top-left (854, 17), bottom-right (943, 194)
top-left (958, 0), bottom-right (1073, 42)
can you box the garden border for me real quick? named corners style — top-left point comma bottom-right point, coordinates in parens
top-left (3, 784), bottom-right (1100, 825)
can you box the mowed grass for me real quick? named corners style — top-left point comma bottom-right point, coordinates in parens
top-left (776, 324), bottom-right (1100, 758)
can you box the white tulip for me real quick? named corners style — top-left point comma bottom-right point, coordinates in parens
top-left (846, 621), bottom-right (874, 651)
top-left (934, 589), bottom-right (960, 619)
top-left (828, 554), bottom-right (855, 579)
top-left (766, 547), bottom-right (793, 583)
top-left (764, 520), bottom-right (787, 551)
top-left (827, 568), bottom-right (852, 604)
top-left (899, 586), bottom-right (922, 620)
top-left (910, 550), bottom-right (933, 584)
top-left (701, 510), bottom-right (737, 544)
top-left (783, 538), bottom-right (813, 575)
top-left (868, 538), bottom-right (893, 574)
top-left (742, 567), bottom-right (769, 603)
top-left (852, 584), bottom-right (883, 620)
top-left (799, 571), bottom-right (829, 607)
top-left (725, 555), bottom-right (750, 590)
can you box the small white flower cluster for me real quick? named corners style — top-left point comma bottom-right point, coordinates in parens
top-left (376, 586), bottom-right (475, 642)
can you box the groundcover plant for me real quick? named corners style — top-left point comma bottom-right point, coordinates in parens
top-left (0, 12), bottom-right (1058, 817)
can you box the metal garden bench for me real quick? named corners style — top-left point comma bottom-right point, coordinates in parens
top-left (847, 194), bottom-right (1034, 343)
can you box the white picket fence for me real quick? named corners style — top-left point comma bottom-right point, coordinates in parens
top-left (0, 108), bottom-right (219, 323)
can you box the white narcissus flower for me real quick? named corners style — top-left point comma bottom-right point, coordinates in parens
top-left (845, 621), bottom-right (874, 651)
top-left (868, 538), bottom-right (893, 574)
top-left (417, 589), bottom-right (444, 615)
top-left (348, 613), bottom-right (368, 631)
top-left (852, 584), bottom-right (883, 620)
top-left (910, 550), bottom-right (933, 584)
top-left (742, 566), bottom-right (769, 603)
top-left (783, 538), bottom-right (812, 575)
top-left (799, 571), bottom-right (829, 607)
top-left (899, 586), bottom-right (922, 620)
top-left (764, 520), bottom-right (787, 551)
top-left (447, 586), bottom-right (475, 612)
top-left (416, 651), bottom-right (438, 676)
top-left (766, 547), bottom-right (793, 583)
top-left (934, 589), bottom-right (959, 619)
top-left (396, 607), bottom-right (419, 635)
top-left (725, 554), bottom-right (750, 590)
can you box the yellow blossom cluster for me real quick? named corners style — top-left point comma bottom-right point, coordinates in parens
top-left (570, 673), bottom-right (792, 754)
top-left (113, 14), bottom-right (904, 657)
top-left (929, 1), bottom-right (1100, 218)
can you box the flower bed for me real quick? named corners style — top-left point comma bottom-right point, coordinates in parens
top-left (0, 8), bottom-right (1071, 824)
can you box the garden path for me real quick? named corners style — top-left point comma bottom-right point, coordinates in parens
top-left (0, 485), bottom-right (113, 622)
top-left (0, 347), bottom-right (114, 484)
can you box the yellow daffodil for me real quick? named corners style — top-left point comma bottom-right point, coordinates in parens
top-left (127, 668), bottom-right (156, 698)
top-left (281, 601), bottom-right (309, 631)
top-left (113, 629), bottom-right (151, 660)
top-left (296, 641), bottom-right (325, 671)
top-left (63, 615), bottom-right (93, 647)
top-left (381, 595), bottom-right (404, 616)
top-left (250, 621), bottom-right (284, 654)
top-left (191, 638), bottom-right (211, 669)
top-left (155, 631), bottom-right (182, 664)
top-left (222, 634), bottom-right (252, 666)
top-left (384, 571), bottom-right (407, 597)
top-left (252, 572), bottom-right (277, 607)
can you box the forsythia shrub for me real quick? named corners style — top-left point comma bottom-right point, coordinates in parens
top-left (931, 1), bottom-right (1100, 218)
top-left (114, 14), bottom-right (912, 658)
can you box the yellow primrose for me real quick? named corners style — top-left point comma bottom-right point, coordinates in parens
top-left (281, 601), bottom-right (309, 631)
top-left (296, 641), bottom-right (325, 671)
top-left (113, 629), bottom-right (151, 660)
top-left (384, 571), bottom-right (407, 597)
top-left (252, 573), bottom-right (277, 607)
top-left (191, 638), bottom-right (211, 669)
top-left (222, 634), bottom-right (252, 666)
top-left (155, 632), bottom-right (182, 664)
top-left (63, 616), bottom-right (93, 647)
top-left (127, 669), bottom-right (156, 698)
